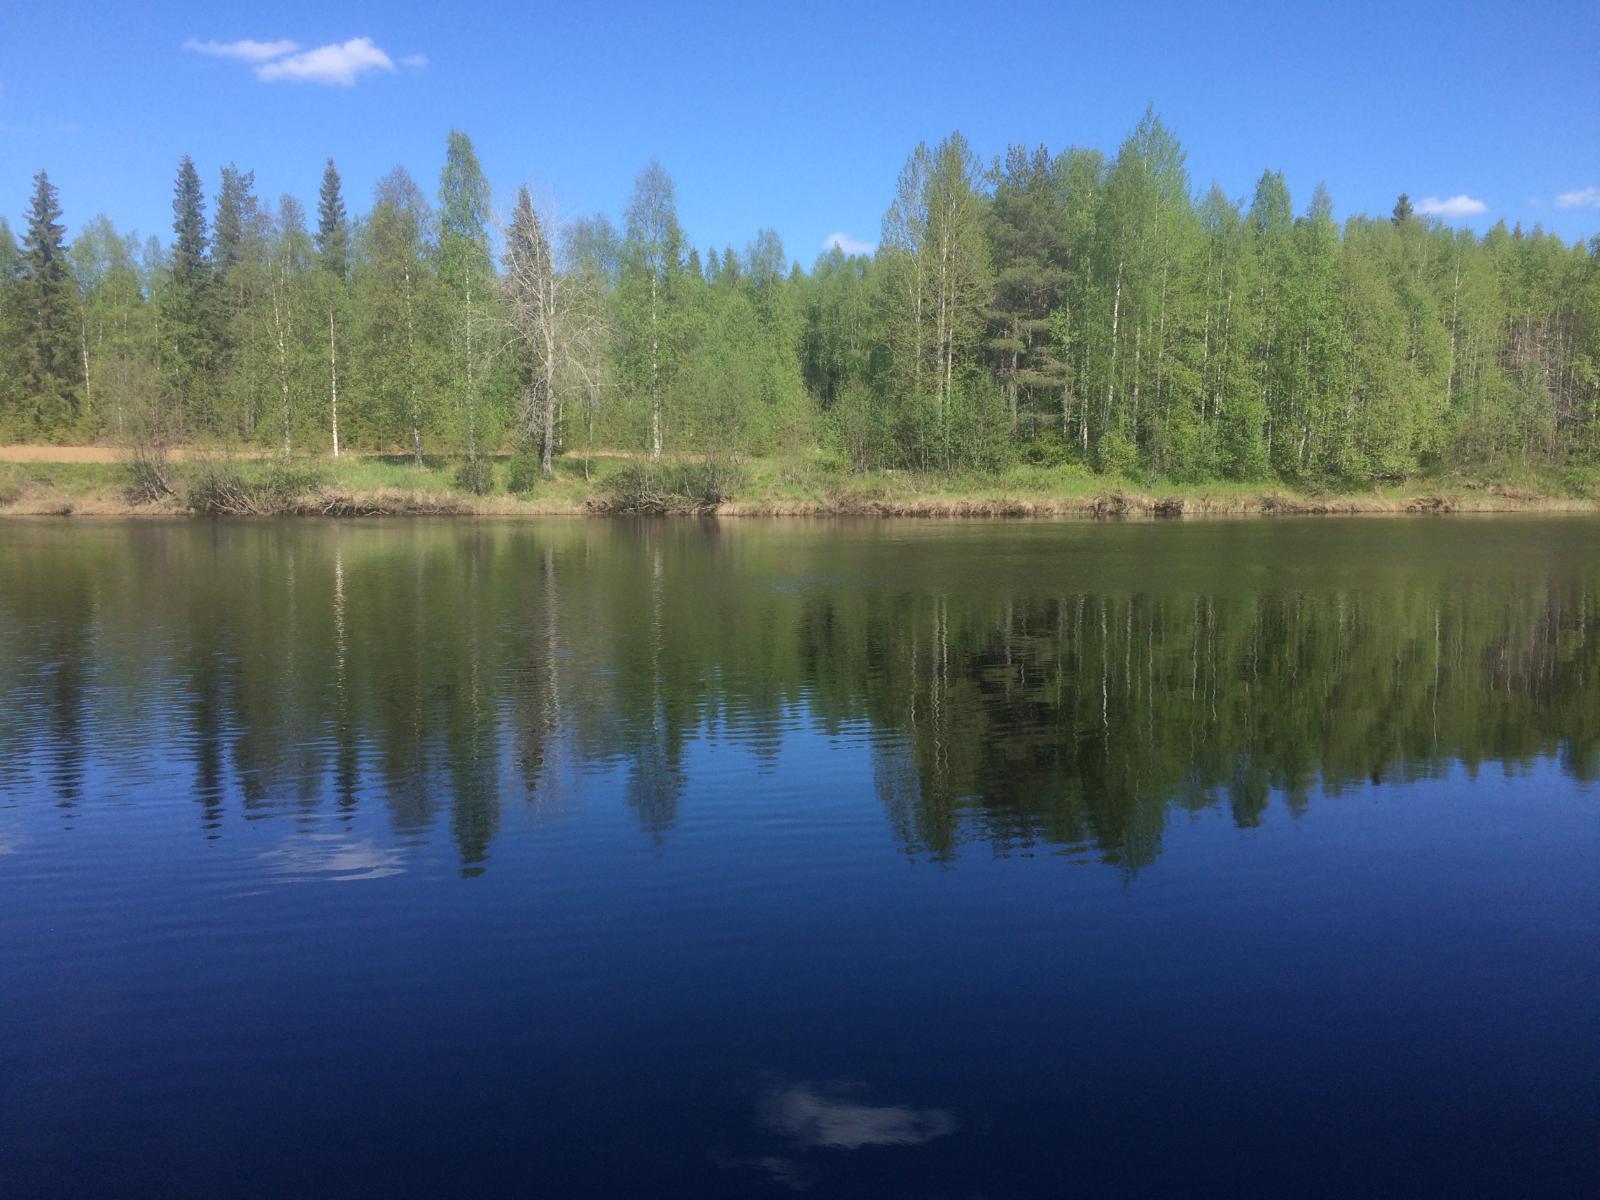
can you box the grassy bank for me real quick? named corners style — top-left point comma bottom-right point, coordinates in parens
top-left (2, 449), bottom-right (1598, 518)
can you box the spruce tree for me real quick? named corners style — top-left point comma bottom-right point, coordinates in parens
top-left (162, 155), bottom-right (211, 431)
top-left (314, 158), bottom-right (351, 455)
top-left (316, 158), bottom-right (349, 280)
top-left (212, 165), bottom-right (258, 275)
top-left (211, 164), bottom-right (262, 435)
top-left (1391, 193), bottom-right (1414, 226)
top-left (18, 170), bottom-right (82, 436)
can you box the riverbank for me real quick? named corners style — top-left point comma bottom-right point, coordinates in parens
top-left (2, 449), bottom-right (1597, 518)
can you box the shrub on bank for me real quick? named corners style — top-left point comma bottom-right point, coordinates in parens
top-left (453, 456), bottom-right (495, 496)
top-left (506, 447), bottom-right (544, 494)
top-left (601, 461), bottom-right (742, 514)
top-left (185, 461), bottom-right (326, 515)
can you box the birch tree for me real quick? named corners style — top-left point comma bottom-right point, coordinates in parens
top-left (502, 186), bottom-right (607, 479)
top-left (621, 160), bottom-right (683, 462)
top-left (315, 158), bottom-right (350, 457)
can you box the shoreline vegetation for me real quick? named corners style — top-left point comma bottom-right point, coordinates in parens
top-left (2, 448), bottom-right (1596, 519)
top-left (4, 117), bottom-right (1599, 522)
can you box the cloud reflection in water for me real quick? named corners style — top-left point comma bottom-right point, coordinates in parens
top-left (761, 1082), bottom-right (956, 1150)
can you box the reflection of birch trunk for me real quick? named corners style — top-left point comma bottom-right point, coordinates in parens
top-left (328, 306), bottom-right (340, 458)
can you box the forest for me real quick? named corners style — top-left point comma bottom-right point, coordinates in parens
top-left (3, 110), bottom-right (1598, 490)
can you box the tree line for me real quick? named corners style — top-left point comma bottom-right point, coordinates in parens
top-left (3, 110), bottom-right (1598, 485)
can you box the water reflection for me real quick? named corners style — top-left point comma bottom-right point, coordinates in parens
top-left (760, 1082), bottom-right (957, 1149)
top-left (258, 834), bottom-right (405, 883)
top-left (1, 519), bottom-right (1597, 875)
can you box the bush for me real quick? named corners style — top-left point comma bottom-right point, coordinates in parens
top-left (602, 460), bottom-right (742, 514)
top-left (506, 448), bottom-right (544, 494)
top-left (185, 459), bottom-right (325, 515)
top-left (1020, 429), bottom-right (1078, 468)
top-left (123, 429), bottom-right (176, 504)
top-left (1094, 430), bottom-right (1140, 478)
top-left (1560, 466), bottom-right (1597, 499)
top-left (453, 456), bottom-right (495, 496)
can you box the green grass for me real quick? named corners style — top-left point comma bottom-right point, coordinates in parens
top-left (2, 449), bottom-right (1597, 516)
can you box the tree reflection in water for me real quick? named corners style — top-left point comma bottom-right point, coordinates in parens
top-left (1, 518), bottom-right (1596, 875)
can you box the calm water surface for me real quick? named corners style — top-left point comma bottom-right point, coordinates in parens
top-left (1, 516), bottom-right (1596, 1197)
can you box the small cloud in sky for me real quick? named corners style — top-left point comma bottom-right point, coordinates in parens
top-left (258, 38), bottom-right (397, 85)
top-left (823, 232), bottom-right (875, 255)
top-left (185, 36), bottom-right (418, 86)
top-left (1555, 186), bottom-right (1600, 209)
top-left (1415, 194), bottom-right (1488, 218)
top-left (183, 38), bottom-right (301, 62)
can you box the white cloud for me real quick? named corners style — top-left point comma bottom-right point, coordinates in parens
top-left (1415, 194), bottom-right (1488, 218)
top-left (823, 232), bottom-right (875, 255)
top-left (1555, 186), bottom-right (1600, 209)
top-left (183, 38), bottom-right (300, 62)
top-left (186, 36), bottom-right (412, 86)
top-left (257, 38), bottom-right (397, 86)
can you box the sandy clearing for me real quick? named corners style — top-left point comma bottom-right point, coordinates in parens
top-left (1, 445), bottom-right (127, 462)
top-left (0, 444), bottom-right (288, 463)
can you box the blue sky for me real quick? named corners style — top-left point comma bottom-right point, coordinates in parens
top-left (2, 0), bottom-right (1597, 261)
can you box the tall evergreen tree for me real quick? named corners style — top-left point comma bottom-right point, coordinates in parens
top-left (16, 171), bottom-right (83, 435)
top-left (986, 145), bottom-right (1068, 437)
top-left (162, 155), bottom-right (211, 431)
top-left (314, 158), bottom-right (351, 455)
top-left (211, 164), bottom-right (265, 436)
top-left (315, 158), bottom-right (350, 281)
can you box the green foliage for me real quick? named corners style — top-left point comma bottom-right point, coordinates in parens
top-left (506, 447), bottom-right (544, 494)
top-left (1095, 429), bottom-right (1139, 477)
top-left (14, 172), bottom-right (82, 437)
top-left (453, 455), bottom-right (495, 496)
top-left (3, 115), bottom-right (1597, 492)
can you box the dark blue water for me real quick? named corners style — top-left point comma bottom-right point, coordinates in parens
top-left (1, 517), bottom-right (1595, 1197)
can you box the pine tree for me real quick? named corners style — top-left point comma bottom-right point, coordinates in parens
top-left (1392, 193), bottom-right (1414, 226)
top-left (17, 170), bottom-right (83, 436)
